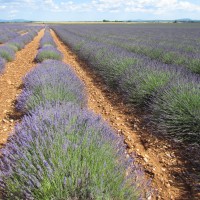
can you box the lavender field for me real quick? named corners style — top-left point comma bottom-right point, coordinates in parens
top-left (0, 27), bottom-right (152, 199)
top-left (0, 23), bottom-right (199, 199)
top-left (52, 23), bottom-right (200, 145)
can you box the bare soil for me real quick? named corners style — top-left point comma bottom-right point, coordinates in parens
top-left (0, 29), bottom-right (44, 146)
top-left (51, 30), bottom-right (199, 200)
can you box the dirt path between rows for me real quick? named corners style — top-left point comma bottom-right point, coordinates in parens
top-left (0, 28), bottom-right (44, 146)
top-left (51, 30), bottom-right (197, 200)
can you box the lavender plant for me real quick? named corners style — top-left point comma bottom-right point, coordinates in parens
top-left (119, 64), bottom-right (173, 107)
top-left (17, 60), bottom-right (87, 112)
top-left (0, 102), bottom-right (144, 199)
top-left (151, 76), bottom-right (200, 144)
top-left (35, 46), bottom-right (62, 62)
top-left (188, 56), bottom-right (200, 74)
top-left (0, 46), bottom-right (15, 62)
top-left (90, 47), bottom-right (137, 87)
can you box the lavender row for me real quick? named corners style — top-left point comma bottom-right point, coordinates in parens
top-left (6, 28), bottom-right (40, 51)
top-left (55, 24), bottom-right (200, 52)
top-left (71, 24), bottom-right (200, 58)
top-left (39, 27), bottom-right (56, 48)
top-left (0, 24), bottom-right (32, 44)
top-left (54, 24), bottom-right (200, 74)
top-left (52, 25), bottom-right (200, 144)
top-left (35, 28), bottom-right (62, 62)
top-left (16, 60), bottom-right (87, 112)
top-left (0, 27), bottom-right (42, 74)
top-left (0, 103), bottom-right (146, 199)
top-left (0, 59), bottom-right (150, 199)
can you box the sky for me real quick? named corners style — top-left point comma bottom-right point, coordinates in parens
top-left (0, 0), bottom-right (200, 21)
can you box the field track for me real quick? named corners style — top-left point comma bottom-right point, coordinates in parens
top-left (51, 29), bottom-right (198, 200)
top-left (0, 29), bottom-right (45, 145)
top-left (0, 27), bottom-right (198, 200)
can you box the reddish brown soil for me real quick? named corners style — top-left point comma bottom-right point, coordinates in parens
top-left (0, 29), bottom-right (44, 146)
top-left (51, 30), bottom-right (199, 200)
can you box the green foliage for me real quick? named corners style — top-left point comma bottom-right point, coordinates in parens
top-left (25, 84), bottom-right (77, 111)
top-left (3, 103), bottom-right (139, 200)
top-left (74, 41), bottom-right (85, 52)
top-left (188, 59), bottom-right (200, 73)
top-left (30, 129), bottom-right (136, 200)
top-left (152, 81), bottom-right (200, 143)
top-left (121, 68), bottom-right (172, 107)
top-left (6, 44), bottom-right (18, 52)
top-left (8, 42), bottom-right (23, 50)
top-left (94, 49), bottom-right (137, 87)
top-left (161, 52), bottom-right (178, 64)
top-left (36, 50), bottom-right (62, 62)
top-left (0, 50), bottom-right (13, 62)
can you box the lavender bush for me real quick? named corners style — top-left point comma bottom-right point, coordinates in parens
top-left (17, 60), bottom-right (87, 112)
top-left (35, 46), bottom-right (62, 62)
top-left (0, 102), bottom-right (146, 199)
top-left (119, 64), bottom-right (173, 107)
top-left (0, 46), bottom-right (15, 62)
top-left (151, 75), bottom-right (200, 144)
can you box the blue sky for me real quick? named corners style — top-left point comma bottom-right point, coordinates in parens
top-left (0, 0), bottom-right (200, 21)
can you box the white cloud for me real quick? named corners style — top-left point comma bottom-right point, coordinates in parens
top-left (10, 9), bottom-right (19, 13)
top-left (0, 0), bottom-right (200, 19)
top-left (152, 0), bottom-right (200, 15)
top-left (66, 0), bottom-right (200, 14)
top-left (179, 1), bottom-right (200, 11)
top-left (0, 5), bottom-right (6, 9)
top-left (60, 1), bottom-right (93, 12)
top-left (91, 0), bottom-right (200, 14)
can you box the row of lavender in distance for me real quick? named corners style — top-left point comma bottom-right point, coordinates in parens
top-left (6, 28), bottom-right (40, 51)
top-left (53, 24), bottom-right (200, 74)
top-left (0, 59), bottom-right (150, 199)
top-left (35, 28), bottom-right (62, 62)
top-left (0, 24), bottom-right (34, 44)
top-left (39, 27), bottom-right (56, 48)
top-left (52, 24), bottom-right (200, 145)
top-left (0, 26), bottom-right (42, 74)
